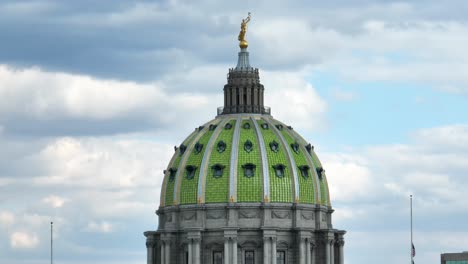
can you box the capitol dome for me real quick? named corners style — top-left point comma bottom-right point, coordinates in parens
top-left (160, 110), bottom-right (331, 207)
top-left (145, 15), bottom-right (345, 264)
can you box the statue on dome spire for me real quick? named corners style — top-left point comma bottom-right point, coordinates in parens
top-left (238, 12), bottom-right (251, 49)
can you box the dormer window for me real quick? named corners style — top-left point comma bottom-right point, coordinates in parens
top-left (275, 124), bottom-right (283, 130)
top-left (243, 122), bottom-right (251, 129)
top-left (194, 142), bottom-right (203, 154)
top-left (244, 140), bottom-right (253, 153)
top-left (242, 163), bottom-right (256, 178)
top-left (272, 164), bottom-right (286, 178)
top-left (261, 123), bottom-right (269, 129)
top-left (305, 143), bottom-right (313, 154)
top-left (224, 123), bottom-right (232, 130)
top-left (209, 124), bottom-right (217, 131)
top-left (168, 168), bottom-right (177, 181)
top-left (287, 126), bottom-right (293, 130)
top-left (316, 167), bottom-right (324, 179)
top-left (198, 126), bottom-right (204, 131)
top-left (269, 141), bottom-right (280, 153)
top-left (290, 141), bottom-right (300, 154)
top-left (179, 144), bottom-right (187, 156)
top-left (211, 164), bottom-right (225, 178)
top-left (186, 165), bottom-right (197, 180)
top-left (298, 165), bottom-right (310, 179)
top-left (217, 141), bottom-right (227, 153)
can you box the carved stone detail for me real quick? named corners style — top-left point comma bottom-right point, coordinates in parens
top-left (271, 210), bottom-right (291, 219)
top-left (182, 212), bottom-right (197, 221)
top-left (207, 210), bottom-right (225, 219)
top-left (301, 211), bottom-right (314, 220)
top-left (239, 209), bottom-right (258, 219)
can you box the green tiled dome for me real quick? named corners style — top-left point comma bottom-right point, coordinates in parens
top-left (160, 115), bottom-right (331, 207)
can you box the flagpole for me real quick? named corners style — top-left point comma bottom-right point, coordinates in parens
top-left (410, 195), bottom-right (413, 264)
top-left (51, 221), bottom-right (53, 264)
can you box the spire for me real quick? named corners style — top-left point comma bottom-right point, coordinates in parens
top-left (235, 48), bottom-right (252, 70)
top-left (218, 13), bottom-right (270, 116)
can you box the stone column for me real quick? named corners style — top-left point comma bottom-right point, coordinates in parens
top-left (246, 87), bottom-right (252, 110)
top-left (188, 239), bottom-right (193, 264)
top-left (194, 238), bottom-right (201, 264)
top-left (299, 238), bottom-right (306, 264)
top-left (146, 240), bottom-right (155, 264)
top-left (330, 240), bottom-right (335, 264)
top-left (232, 88), bottom-right (237, 112)
top-left (253, 87), bottom-right (258, 110)
top-left (306, 239), bottom-right (311, 264)
top-left (160, 241), bottom-right (165, 264)
top-left (165, 240), bottom-right (171, 264)
top-left (311, 242), bottom-right (316, 264)
top-left (260, 87), bottom-right (264, 107)
top-left (338, 239), bottom-right (345, 264)
top-left (232, 237), bottom-right (237, 264)
top-left (224, 238), bottom-right (230, 264)
top-left (263, 237), bottom-right (271, 264)
top-left (325, 240), bottom-right (330, 264)
top-left (271, 237), bottom-right (277, 264)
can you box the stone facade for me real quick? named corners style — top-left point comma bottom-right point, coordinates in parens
top-left (144, 203), bottom-right (345, 264)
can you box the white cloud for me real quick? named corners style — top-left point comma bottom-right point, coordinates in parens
top-left (42, 195), bottom-right (68, 208)
top-left (414, 124), bottom-right (468, 150)
top-left (0, 65), bottom-right (217, 136)
top-left (0, 211), bottom-right (15, 226)
top-left (35, 137), bottom-right (170, 189)
top-left (84, 221), bottom-right (114, 233)
top-left (263, 70), bottom-right (327, 131)
top-left (10, 231), bottom-right (39, 249)
top-left (321, 153), bottom-right (373, 202)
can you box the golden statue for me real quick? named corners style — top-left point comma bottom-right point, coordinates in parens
top-left (238, 12), bottom-right (251, 49)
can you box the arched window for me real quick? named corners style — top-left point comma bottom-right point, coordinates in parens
top-left (211, 164), bottom-right (225, 178)
top-left (269, 141), bottom-right (280, 153)
top-left (242, 163), bottom-right (256, 178)
top-left (245, 250), bottom-right (255, 264)
top-left (290, 141), bottom-right (300, 153)
top-left (316, 167), bottom-right (324, 179)
top-left (185, 165), bottom-right (197, 180)
top-left (194, 142), bottom-right (203, 154)
top-left (179, 144), bottom-right (187, 156)
top-left (217, 141), bottom-right (227, 153)
top-left (298, 165), bottom-right (310, 179)
top-left (168, 168), bottom-right (177, 182)
top-left (244, 140), bottom-right (253, 153)
top-left (272, 164), bottom-right (286, 178)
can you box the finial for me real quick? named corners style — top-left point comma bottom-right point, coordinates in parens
top-left (238, 12), bottom-right (251, 49)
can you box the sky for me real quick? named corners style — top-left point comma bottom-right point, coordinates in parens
top-left (0, 0), bottom-right (467, 263)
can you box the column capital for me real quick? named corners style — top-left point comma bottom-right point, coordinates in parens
top-left (146, 241), bottom-right (156, 248)
top-left (336, 239), bottom-right (345, 246)
top-left (310, 240), bottom-right (317, 248)
top-left (321, 238), bottom-right (334, 246)
top-left (225, 236), bottom-right (237, 242)
top-left (161, 238), bottom-right (171, 244)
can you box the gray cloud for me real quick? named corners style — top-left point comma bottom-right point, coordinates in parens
top-left (1, 0), bottom-right (467, 82)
